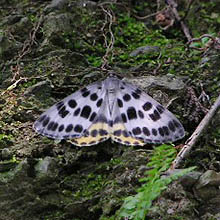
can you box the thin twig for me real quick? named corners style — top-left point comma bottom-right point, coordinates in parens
top-left (10, 14), bottom-right (44, 82)
top-left (134, 8), bottom-right (166, 20)
top-left (17, 14), bottom-right (44, 64)
top-left (171, 94), bottom-right (220, 169)
top-left (187, 34), bottom-right (220, 51)
top-left (100, 5), bottom-right (115, 70)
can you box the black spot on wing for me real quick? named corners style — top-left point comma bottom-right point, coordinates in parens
top-left (90, 93), bottom-right (98, 101)
top-left (122, 130), bottom-right (129, 137)
top-left (89, 112), bottom-right (97, 122)
top-left (132, 127), bottom-right (141, 135)
top-left (113, 130), bottom-right (122, 136)
top-left (47, 121), bottom-right (54, 131)
top-left (68, 99), bottom-right (77, 109)
top-left (127, 107), bottom-right (137, 120)
top-left (168, 121), bottom-right (176, 132)
top-left (74, 108), bottom-right (81, 116)
top-left (117, 98), bottom-right (123, 108)
top-left (82, 91), bottom-right (90, 97)
top-left (138, 110), bottom-right (144, 119)
top-left (121, 113), bottom-right (127, 123)
top-left (123, 94), bottom-right (131, 102)
top-left (162, 126), bottom-right (169, 136)
top-left (96, 98), bottom-right (103, 107)
top-left (143, 127), bottom-right (150, 136)
top-left (143, 102), bottom-right (152, 111)
top-left (91, 129), bottom-right (98, 137)
top-left (149, 109), bottom-right (161, 121)
top-left (108, 120), bottom-right (113, 127)
top-left (38, 115), bottom-right (46, 123)
top-left (80, 105), bottom-right (91, 119)
top-left (58, 106), bottom-right (69, 118)
top-left (42, 116), bottom-right (50, 127)
top-left (158, 127), bottom-right (164, 136)
top-left (59, 124), bottom-right (64, 132)
top-left (66, 124), bottom-right (73, 132)
top-left (51, 122), bottom-right (58, 131)
top-left (74, 124), bottom-right (83, 133)
top-left (131, 92), bottom-right (140, 99)
top-left (152, 128), bottom-right (157, 136)
top-left (81, 88), bottom-right (90, 97)
top-left (99, 129), bottom-right (108, 136)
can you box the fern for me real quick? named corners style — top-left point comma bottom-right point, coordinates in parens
top-left (118, 144), bottom-right (196, 220)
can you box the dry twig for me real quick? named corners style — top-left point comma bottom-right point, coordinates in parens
top-left (187, 34), bottom-right (220, 51)
top-left (171, 94), bottom-right (220, 169)
top-left (134, 8), bottom-right (166, 20)
top-left (10, 14), bottom-right (44, 82)
top-left (17, 14), bottom-right (44, 64)
top-left (100, 5), bottom-right (115, 70)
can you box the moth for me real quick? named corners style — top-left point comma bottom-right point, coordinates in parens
top-left (33, 75), bottom-right (185, 146)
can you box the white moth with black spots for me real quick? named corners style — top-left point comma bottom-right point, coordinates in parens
top-left (33, 75), bottom-right (185, 146)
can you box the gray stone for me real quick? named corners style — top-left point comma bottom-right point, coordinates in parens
top-left (130, 45), bottom-right (160, 57)
top-left (35, 156), bottom-right (58, 178)
top-left (1, 148), bottom-right (12, 160)
top-left (195, 170), bottom-right (220, 189)
top-left (125, 75), bottom-right (185, 91)
top-left (179, 171), bottom-right (202, 188)
top-left (193, 170), bottom-right (220, 201)
top-left (42, 13), bottom-right (72, 38)
top-left (46, 0), bottom-right (68, 11)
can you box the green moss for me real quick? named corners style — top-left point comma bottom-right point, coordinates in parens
top-left (0, 133), bottom-right (14, 148)
top-left (110, 158), bottom-right (123, 166)
top-left (0, 157), bottom-right (20, 182)
top-left (74, 173), bottom-right (108, 200)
